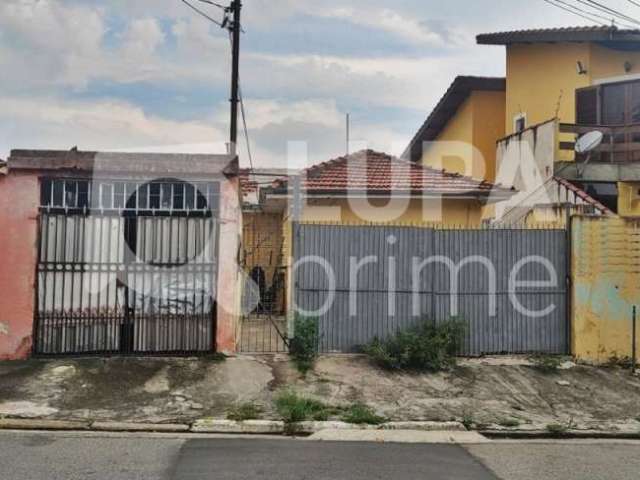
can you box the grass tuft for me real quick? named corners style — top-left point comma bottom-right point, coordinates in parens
top-left (226, 402), bottom-right (263, 421)
top-left (340, 403), bottom-right (386, 425)
top-left (274, 391), bottom-right (330, 424)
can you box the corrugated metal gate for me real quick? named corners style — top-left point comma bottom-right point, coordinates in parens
top-left (293, 224), bottom-right (569, 355)
top-left (33, 178), bottom-right (219, 356)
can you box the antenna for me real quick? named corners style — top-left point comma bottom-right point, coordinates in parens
top-left (346, 113), bottom-right (350, 156)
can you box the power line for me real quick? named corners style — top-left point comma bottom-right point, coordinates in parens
top-left (239, 82), bottom-right (255, 171)
top-left (181, 0), bottom-right (224, 27)
top-left (553, 0), bottom-right (616, 24)
top-left (194, 0), bottom-right (227, 9)
top-left (628, 0), bottom-right (640, 8)
top-left (227, 31), bottom-right (254, 171)
top-left (541, 0), bottom-right (610, 25)
top-left (577, 0), bottom-right (640, 25)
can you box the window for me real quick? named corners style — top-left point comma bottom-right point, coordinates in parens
top-left (514, 114), bottom-right (527, 133)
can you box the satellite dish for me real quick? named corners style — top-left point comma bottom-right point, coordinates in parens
top-left (575, 131), bottom-right (603, 154)
top-left (575, 130), bottom-right (603, 178)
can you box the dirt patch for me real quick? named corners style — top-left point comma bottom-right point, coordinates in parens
top-left (0, 355), bottom-right (639, 431)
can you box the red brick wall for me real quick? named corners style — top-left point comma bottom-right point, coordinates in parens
top-left (0, 171), bottom-right (39, 360)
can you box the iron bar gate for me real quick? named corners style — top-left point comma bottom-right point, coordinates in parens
top-left (293, 223), bottom-right (569, 356)
top-left (33, 178), bottom-right (220, 356)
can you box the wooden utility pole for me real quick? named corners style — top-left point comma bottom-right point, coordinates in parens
top-left (229, 0), bottom-right (242, 156)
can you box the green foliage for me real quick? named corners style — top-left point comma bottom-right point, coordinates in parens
top-left (340, 403), bottom-right (386, 425)
top-left (226, 402), bottom-right (263, 421)
top-left (289, 315), bottom-right (319, 374)
top-left (461, 412), bottom-right (475, 430)
top-left (546, 417), bottom-right (576, 436)
top-left (545, 423), bottom-right (567, 436)
top-left (499, 418), bottom-right (521, 428)
top-left (529, 355), bottom-right (563, 374)
top-left (363, 319), bottom-right (465, 372)
top-left (274, 391), bottom-right (329, 424)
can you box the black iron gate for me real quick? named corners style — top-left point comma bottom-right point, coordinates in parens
top-left (33, 178), bottom-right (219, 356)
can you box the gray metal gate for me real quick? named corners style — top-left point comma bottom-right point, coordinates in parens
top-left (293, 224), bottom-right (568, 356)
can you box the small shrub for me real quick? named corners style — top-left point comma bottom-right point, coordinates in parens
top-left (499, 418), bottom-right (521, 428)
top-left (529, 355), bottom-right (562, 374)
top-left (341, 403), bottom-right (386, 425)
top-left (461, 412), bottom-right (475, 430)
top-left (226, 402), bottom-right (262, 421)
top-left (363, 319), bottom-right (465, 372)
top-left (274, 390), bottom-right (329, 424)
top-left (546, 423), bottom-right (567, 436)
top-left (289, 315), bottom-right (319, 374)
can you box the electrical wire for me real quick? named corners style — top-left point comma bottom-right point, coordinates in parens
top-left (239, 82), bottom-right (255, 171)
top-left (542, 0), bottom-right (611, 25)
top-left (194, 0), bottom-right (227, 9)
top-left (576, 0), bottom-right (640, 25)
top-left (553, 0), bottom-right (619, 24)
top-left (628, 0), bottom-right (640, 8)
top-left (181, 0), bottom-right (224, 27)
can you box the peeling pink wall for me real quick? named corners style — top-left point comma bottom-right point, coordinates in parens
top-left (0, 172), bottom-right (39, 360)
top-left (215, 175), bottom-right (242, 354)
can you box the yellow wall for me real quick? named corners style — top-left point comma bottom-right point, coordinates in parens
top-left (505, 43), bottom-right (591, 134)
top-left (504, 43), bottom-right (640, 163)
top-left (589, 43), bottom-right (640, 82)
top-left (572, 216), bottom-right (640, 363)
top-left (421, 90), bottom-right (505, 182)
top-left (473, 90), bottom-right (506, 182)
top-left (618, 182), bottom-right (640, 217)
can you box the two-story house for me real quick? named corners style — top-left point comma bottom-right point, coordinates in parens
top-left (407, 26), bottom-right (640, 223)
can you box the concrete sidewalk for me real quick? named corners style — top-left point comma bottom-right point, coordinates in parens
top-left (0, 355), bottom-right (639, 435)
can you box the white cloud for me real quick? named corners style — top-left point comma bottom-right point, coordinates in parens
top-left (0, 96), bottom-right (228, 155)
top-left (120, 18), bottom-right (166, 60)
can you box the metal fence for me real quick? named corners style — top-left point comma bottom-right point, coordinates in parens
top-left (33, 178), bottom-right (220, 356)
top-left (293, 223), bottom-right (569, 356)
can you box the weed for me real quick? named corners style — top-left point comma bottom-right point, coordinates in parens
top-left (545, 423), bottom-right (567, 436)
top-left (226, 402), bottom-right (263, 421)
top-left (461, 412), bottom-right (475, 430)
top-left (341, 403), bottom-right (386, 425)
top-left (499, 418), bottom-right (521, 428)
top-left (363, 318), bottom-right (465, 372)
top-left (546, 417), bottom-right (576, 436)
top-left (289, 315), bottom-right (319, 374)
top-left (529, 355), bottom-right (562, 374)
top-left (274, 390), bottom-right (329, 424)
top-left (606, 355), bottom-right (633, 369)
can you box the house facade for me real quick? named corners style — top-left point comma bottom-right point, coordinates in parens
top-left (406, 26), bottom-right (640, 222)
top-left (0, 149), bottom-right (242, 359)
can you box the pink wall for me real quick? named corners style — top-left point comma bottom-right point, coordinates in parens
top-left (215, 175), bottom-right (242, 354)
top-left (0, 170), bottom-right (241, 358)
top-left (0, 172), bottom-right (39, 360)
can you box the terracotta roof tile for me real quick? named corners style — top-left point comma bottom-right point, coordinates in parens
top-left (276, 150), bottom-right (515, 198)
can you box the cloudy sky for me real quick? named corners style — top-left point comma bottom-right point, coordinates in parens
top-left (2, 0), bottom-right (640, 167)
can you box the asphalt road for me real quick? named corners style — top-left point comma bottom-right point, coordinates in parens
top-left (0, 431), bottom-right (639, 480)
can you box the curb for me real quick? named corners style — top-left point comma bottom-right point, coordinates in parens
top-left (0, 419), bottom-right (90, 431)
top-left (480, 429), bottom-right (640, 440)
top-left (0, 418), bottom-right (465, 435)
top-left (91, 422), bottom-right (190, 433)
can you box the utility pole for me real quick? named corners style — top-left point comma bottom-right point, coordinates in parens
top-left (229, 0), bottom-right (242, 156)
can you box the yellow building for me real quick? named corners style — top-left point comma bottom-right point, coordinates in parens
top-left (476, 26), bottom-right (640, 217)
top-left (406, 27), bottom-right (640, 219)
top-left (404, 76), bottom-right (506, 183)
